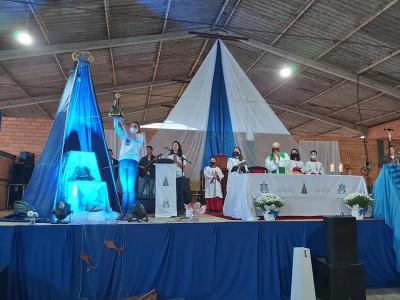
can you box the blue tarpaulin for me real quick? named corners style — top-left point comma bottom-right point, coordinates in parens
top-left (373, 164), bottom-right (400, 271)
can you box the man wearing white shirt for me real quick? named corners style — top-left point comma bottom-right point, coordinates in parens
top-left (305, 150), bottom-right (324, 174)
top-left (265, 142), bottom-right (290, 174)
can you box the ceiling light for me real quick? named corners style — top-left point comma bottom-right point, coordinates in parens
top-left (360, 135), bottom-right (365, 139)
top-left (279, 66), bottom-right (293, 78)
top-left (15, 31), bottom-right (33, 45)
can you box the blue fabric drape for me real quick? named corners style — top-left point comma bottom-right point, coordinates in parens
top-left (373, 164), bottom-right (400, 271)
top-left (202, 41), bottom-right (234, 168)
top-left (16, 58), bottom-right (119, 218)
top-left (0, 220), bottom-right (399, 300)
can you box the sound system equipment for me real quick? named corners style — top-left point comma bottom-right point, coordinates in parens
top-left (313, 258), bottom-right (365, 300)
top-left (325, 216), bottom-right (358, 265)
top-left (19, 151), bottom-right (35, 167)
top-left (0, 267), bottom-right (7, 299)
top-left (312, 216), bottom-right (366, 300)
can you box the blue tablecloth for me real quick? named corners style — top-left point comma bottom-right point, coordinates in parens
top-left (0, 220), bottom-right (399, 300)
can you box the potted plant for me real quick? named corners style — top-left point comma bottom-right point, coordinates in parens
top-left (344, 193), bottom-right (373, 220)
top-left (255, 193), bottom-right (284, 221)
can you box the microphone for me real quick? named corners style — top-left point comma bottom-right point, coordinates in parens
top-left (164, 146), bottom-right (172, 152)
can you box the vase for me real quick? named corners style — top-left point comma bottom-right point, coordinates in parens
top-left (351, 208), bottom-right (364, 220)
top-left (263, 211), bottom-right (276, 221)
top-left (29, 217), bottom-right (35, 225)
top-left (189, 214), bottom-right (199, 222)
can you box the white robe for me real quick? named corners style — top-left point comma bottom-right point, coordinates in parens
top-left (265, 152), bottom-right (290, 174)
top-left (203, 166), bottom-right (224, 198)
top-left (304, 161), bottom-right (324, 174)
top-left (287, 160), bottom-right (305, 174)
top-left (227, 157), bottom-right (248, 174)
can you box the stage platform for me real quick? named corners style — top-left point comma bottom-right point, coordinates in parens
top-left (0, 215), bottom-right (399, 300)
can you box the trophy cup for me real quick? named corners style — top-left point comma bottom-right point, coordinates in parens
top-left (108, 92), bottom-right (124, 118)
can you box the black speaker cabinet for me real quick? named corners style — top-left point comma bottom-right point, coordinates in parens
top-left (19, 151), bottom-right (35, 167)
top-left (324, 216), bottom-right (358, 265)
top-left (313, 258), bottom-right (366, 300)
top-left (0, 267), bottom-right (7, 299)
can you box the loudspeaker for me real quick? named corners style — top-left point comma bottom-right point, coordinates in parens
top-left (19, 151), bottom-right (35, 167)
top-left (324, 216), bottom-right (358, 265)
top-left (313, 258), bottom-right (365, 300)
top-left (11, 163), bottom-right (33, 184)
top-left (0, 267), bottom-right (7, 299)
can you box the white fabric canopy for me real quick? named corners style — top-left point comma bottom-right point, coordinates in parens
top-left (148, 40), bottom-right (297, 180)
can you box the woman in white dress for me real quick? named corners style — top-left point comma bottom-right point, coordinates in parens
top-left (227, 146), bottom-right (248, 174)
top-left (114, 118), bottom-right (144, 220)
top-left (287, 148), bottom-right (304, 174)
top-left (203, 156), bottom-right (224, 212)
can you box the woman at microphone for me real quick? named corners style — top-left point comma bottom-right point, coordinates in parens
top-left (167, 141), bottom-right (187, 214)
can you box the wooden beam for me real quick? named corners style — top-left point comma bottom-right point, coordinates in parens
top-left (245, 0), bottom-right (317, 73)
top-left (0, 79), bottom-right (180, 109)
top-left (241, 38), bottom-right (400, 99)
top-left (269, 102), bottom-right (362, 133)
top-left (0, 31), bottom-right (194, 61)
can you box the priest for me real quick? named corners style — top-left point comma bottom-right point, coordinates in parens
top-left (265, 142), bottom-right (290, 174)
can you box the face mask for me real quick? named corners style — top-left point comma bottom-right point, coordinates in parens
top-left (272, 148), bottom-right (279, 153)
top-left (130, 127), bottom-right (138, 134)
top-left (291, 153), bottom-right (298, 160)
top-left (210, 161), bottom-right (216, 166)
top-left (310, 155), bottom-right (317, 160)
top-left (233, 151), bottom-right (240, 158)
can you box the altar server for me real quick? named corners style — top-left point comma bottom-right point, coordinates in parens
top-left (204, 156), bottom-right (224, 212)
top-left (114, 118), bottom-right (144, 220)
top-left (227, 146), bottom-right (248, 174)
top-left (287, 148), bottom-right (304, 174)
top-left (265, 142), bottom-right (290, 174)
top-left (304, 150), bottom-right (324, 174)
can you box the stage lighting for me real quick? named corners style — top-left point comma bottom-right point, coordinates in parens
top-left (53, 201), bottom-right (72, 224)
top-left (14, 31), bottom-right (33, 45)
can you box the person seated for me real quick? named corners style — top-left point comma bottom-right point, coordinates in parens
top-left (304, 150), bottom-right (324, 174)
top-left (227, 146), bottom-right (248, 174)
top-left (203, 156), bottom-right (224, 212)
top-left (265, 142), bottom-right (290, 174)
top-left (383, 145), bottom-right (399, 164)
top-left (287, 148), bottom-right (304, 174)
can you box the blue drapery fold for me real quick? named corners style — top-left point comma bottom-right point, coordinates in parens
top-left (373, 164), bottom-right (400, 271)
top-left (202, 41), bottom-right (234, 168)
top-left (19, 58), bottom-right (119, 218)
top-left (0, 220), bottom-right (399, 300)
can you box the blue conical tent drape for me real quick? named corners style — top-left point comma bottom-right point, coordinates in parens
top-left (19, 58), bottom-right (119, 218)
top-left (202, 41), bottom-right (234, 168)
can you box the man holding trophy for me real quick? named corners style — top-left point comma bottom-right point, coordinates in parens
top-left (109, 93), bottom-right (144, 221)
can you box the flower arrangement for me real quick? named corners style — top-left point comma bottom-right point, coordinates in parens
top-left (344, 193), bottom-right (373, 220)
top-left (255, 193), bottom-right (284, 211)
top-left (184, 202), bottom-right (206, 222)
top-left (255, 193), bottom-right (284, 221)
top-left (15, 201), bottom-right (39, 224)
top-left (344, 193), bottom-right (372, 209)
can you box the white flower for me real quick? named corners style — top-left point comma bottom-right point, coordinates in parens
top-left (27, 211), bottom-right (34, 218)
top-left (33, 212), bottom-right (39, 218)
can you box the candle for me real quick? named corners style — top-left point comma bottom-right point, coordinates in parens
top-left (330, 163), bottom-right (335, 173)
top-left (339, 163), bottom-right (344, 173)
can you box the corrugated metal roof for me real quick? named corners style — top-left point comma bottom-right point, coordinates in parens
top-left (0, 0), bottom-right (400, 135)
